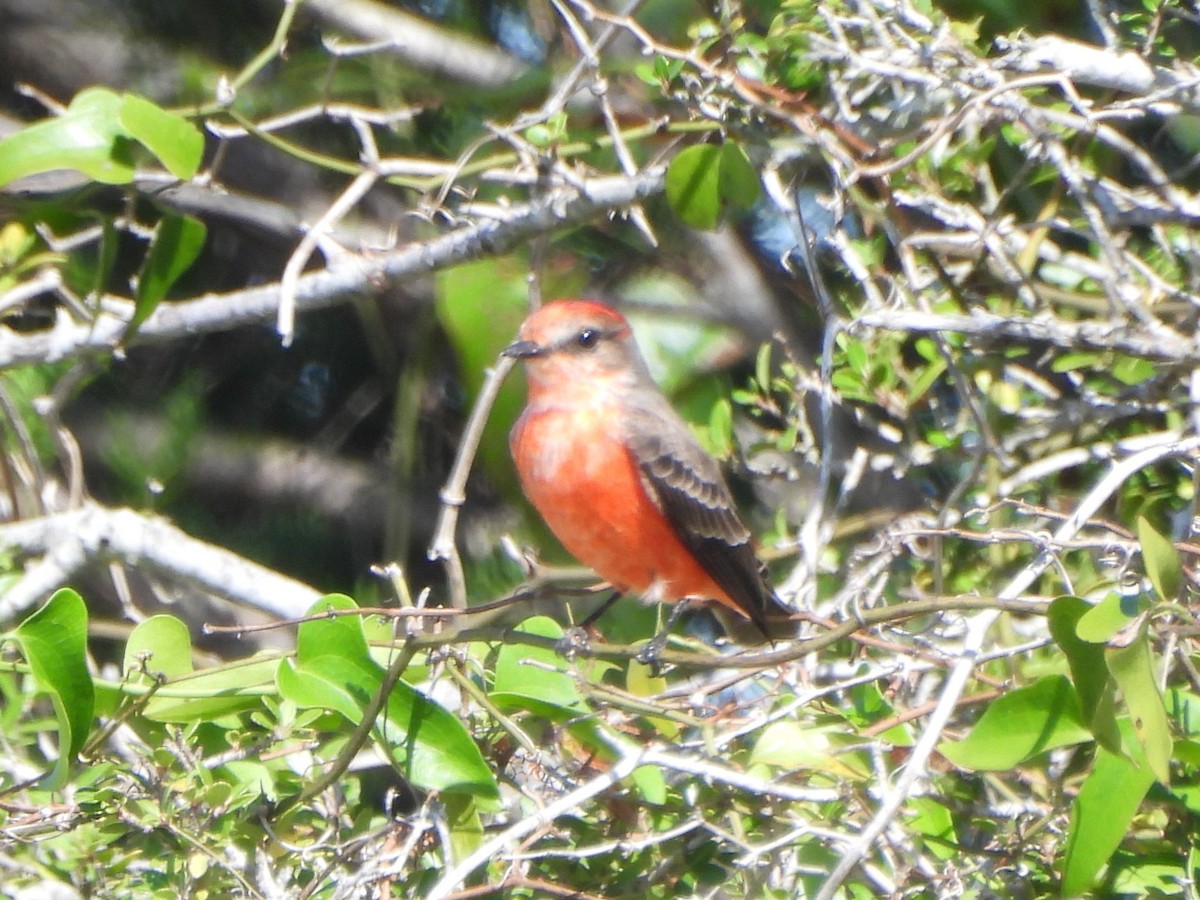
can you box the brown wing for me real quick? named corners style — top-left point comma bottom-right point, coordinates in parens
top-left (623, 398), bottom-right (784, 635)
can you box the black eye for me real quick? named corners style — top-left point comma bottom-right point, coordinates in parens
top-left (575, 328), bottom-right (600, 349)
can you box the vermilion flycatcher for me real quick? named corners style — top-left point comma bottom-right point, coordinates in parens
top-left (503, 299), bottom-right (791, 639)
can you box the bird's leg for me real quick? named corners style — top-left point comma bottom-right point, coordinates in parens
top-left (556, 589), bottom-right (622, 656)
top-left (577, 588), bottom-right (623, 629)
top-left (635, 600), bottom-right (691, 669)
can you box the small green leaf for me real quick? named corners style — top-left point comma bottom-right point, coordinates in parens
top-left (130, 214), bottom-right (206, 335)
top-left (12, 589), bottom-right (95, 789)
top-left (1076, 593), bottom-right (1150, 643)
top-left (1047, 597), bottom-right (1120, 752)
top-left (662, 142), bottom-right (753, 230)
top-left (280, 595), bottom-right (499, 800)
top-left (1060, 720), bottom-right (1156, 896)
top-left (1052, 351), bottom-right (1102, 373)
top-left (0, 88), bottom-right (202, 190)
top-left (131, 656), bottom-right (278, 723)
top-left (124, 615), bottom-right (194, 681)
top-left (117, 94), bottom-right (204, 179)
top-left (666, 144), bottom-right (722, 230)
top-left (1106, 624), bottom-right (1173, 784)
top-left (706, 397), bottom-right (734, 459)
top-left (298, 594), bottom-right (370, 664)
top-left (492, 616), bottom-right (586, 716)
top-left (1137, 515), bottom-right (1182, 603)
top-left (939, 675), bottom-right (1092, 770)
top-left (718, 142), bottom-right (760, 210)
top-left (750, 721), bottom-right (865, 778)
top-left (631, 765), bottom-right (668, 805)
top-left (1111, 356), bottom-right (1155, 386)
top-left (754, 342), bottom-right (772, 392)
top-left (443, 793), bottom-right (485, 861)
top-left (0, 87), bottom-right (135, 187)
top-left (907, 797), bottom-right (956, 861)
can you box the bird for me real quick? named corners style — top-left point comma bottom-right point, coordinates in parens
top-left (502, 299), bottom-right (792, 643)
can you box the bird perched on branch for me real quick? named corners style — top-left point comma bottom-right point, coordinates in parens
top-left (503, 299), bottom-right (793, 644)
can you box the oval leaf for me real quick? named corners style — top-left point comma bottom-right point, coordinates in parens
top-left (1137, 515), bottom-right (1182, 603)
top-left (666, 144), bottom-right (722, 230)
top-left (124, 614), bottom-right (194, 681)
top-left (0, 87), bottom-right (135, 188)
top-left (1047, 596), bottom-right (1120, 752)
top-left (1061, 722), bottom-right (1156, 896)
top-left (718, 141), bottom-right (760, 210)
top-left (1076, 592), bottom-right (1149, 644)
top-left (280, 595), bottom-right (498, 800)
top-left (1106, 624), bottom-right (1173, 784)
top-left (118, 94), bottom-right (204, 180)
top-left (492, 616), bottom-right (586, 716)
top-left (133, 656), bottom-right (278, 723)
top-left (13, 589), bottom-right (94, 789)
top-left (939, 675), bottom-right (1091, 770)
top-left (131, 213), bottom-right (207, 335)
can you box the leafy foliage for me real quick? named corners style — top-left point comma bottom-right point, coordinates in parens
top-left (2, 0), bottom-right (1200, 897)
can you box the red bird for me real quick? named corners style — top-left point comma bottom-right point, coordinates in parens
top-left (503, 299), bottom-right (790, 640)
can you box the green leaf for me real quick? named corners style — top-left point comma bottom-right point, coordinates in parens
top-left (0, 88), bottom-right (137, 187)
top-left (492, 616), bottom-right (586, 716)
top-left (664, 141), bottom-right (759, 230)
top-left (1076, 593), bottom-right (1150, 643)
top-left (127, 655), bottom-right (278, 724)
top-left (907, 797), bottom-right (957, 861)
top-left (1137, 515), bottom-right (1182, 602)
top-left (718, 142), bottom-right (761, 210)
top-left (939, 675), bottom-right (1092, 770)
top-left (844, 680), bottom-right (913, 746)
top-left (124, 614), bottom-right (194, 681)
top-left (750, 721), bottom-right (865, 779)
top-left (666, 144), bottom-right (722, 230)
top-left (1051, 351), bottom-right (1102, 373)
top-left (1047, 597), bottom-right (1120, 752)
top-left (11, 589), bottom-right (95, 789)
top-left (279, 595), bottom-right (499, 800)
top-left (0, 88), bottom-right (203, 190)
top-left (131, 214), bottom-right (206, 334)
top-left (632, 765), bottom-right (668, 805)
top-left (1060, 721), bottom-right (1156, 896)
top-left (754, 342), bottom-right (772, 392)
top-left (297, 594), bottom-right (370, 662)
top-left (117, 94), bottom-right (204, 179)
top-left (1165, 688), bottom-right (1200, 738)
top-left (443, 793), bottom-right (485, 861)
top-left (706, 397), bottom-right (734, 459)
top-left (1106, 624), bottom-right (1173, 784)
top-left (1111, 356), bottom-right (1155, 386)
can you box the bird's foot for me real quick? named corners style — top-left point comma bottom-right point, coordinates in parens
top-left (635, 632), bottom-right (670, 673)
top-left (634, 600), bottom-right (690, 671)
top-left (555, 625), bottom-right (591, 657)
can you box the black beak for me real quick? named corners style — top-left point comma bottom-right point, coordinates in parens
top-left (502, 339), bottom-right (543, 359)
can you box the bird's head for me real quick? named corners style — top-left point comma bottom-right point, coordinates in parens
top-left (502, 300), bottom-right (646, 393)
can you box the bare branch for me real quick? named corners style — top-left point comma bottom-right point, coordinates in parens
top-left (0, 169), bottom-right (665, 370)
top-left (302, 0), bottom-right (526, 88)
top-left (0, 503), bottom-right (321, 623)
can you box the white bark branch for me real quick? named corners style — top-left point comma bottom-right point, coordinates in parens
top-left (0, 503), bottom-right (321, 623)
top-left (0, 169), bottom-right (666, 371)
top-left (303, 0), bottom-right (526, 87)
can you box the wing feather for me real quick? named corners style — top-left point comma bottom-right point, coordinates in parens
top-left (623, 397), bottom-right (784, 633)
